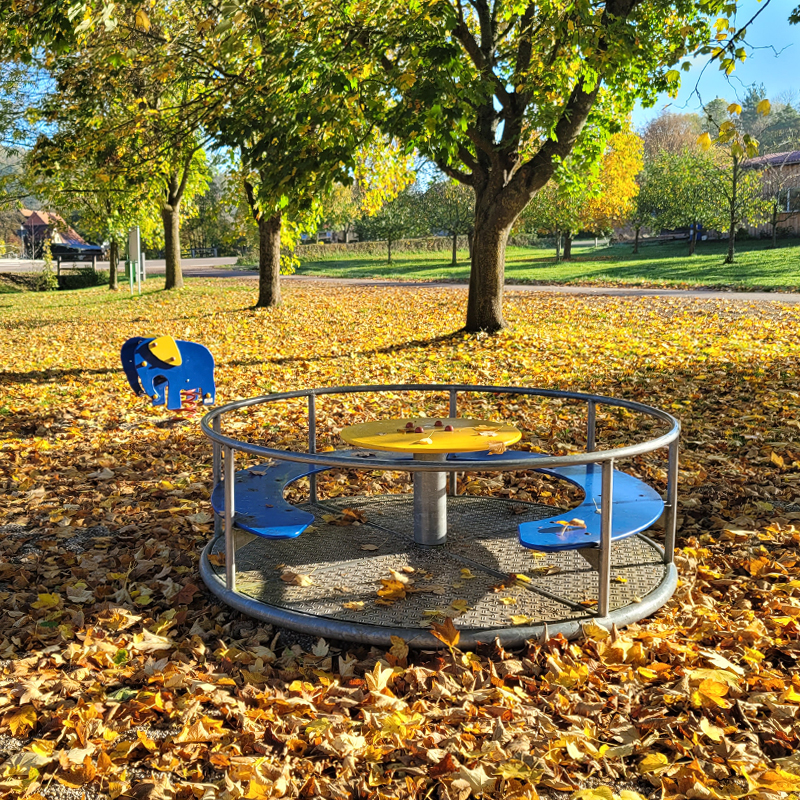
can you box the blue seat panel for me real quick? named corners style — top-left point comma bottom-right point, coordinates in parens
top-left (211, 461), bottom-right (328, 539)
top-left (518, 464), bottom-right (664, 551)
top-left (212, 448), bottom-right (663, 549)
top-left (449, 451), bottom-right (664, 552)
top-left (211, 450), bottom-right (413, 540)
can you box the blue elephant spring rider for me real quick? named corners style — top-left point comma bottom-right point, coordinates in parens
top-left (121, 335), bottom-right (216, 411)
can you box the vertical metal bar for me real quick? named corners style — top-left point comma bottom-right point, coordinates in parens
top-left (308, 394), bottom-right (318, 504)
top-left (212, 415), bottom-right (222, 540)
top-left (223, 445), bottom-right (236, 592)
top-left (448, 389), bottom-right (458, 497)
top-left (663, 439), bottom-right (679, 564)
top-left (598, 459), bottom-right (614, 617)
top-left (587, 400), bottom-right (596, 452)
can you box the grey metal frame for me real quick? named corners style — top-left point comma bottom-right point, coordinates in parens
top-left (200, 384), bottom-right (680, 638)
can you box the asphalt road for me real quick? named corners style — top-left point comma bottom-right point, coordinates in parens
top-left (3, 256), bottom-right (800, 304)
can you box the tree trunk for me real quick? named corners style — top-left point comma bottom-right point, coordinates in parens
top-left (633, 225), bottom-right (640, 254)
top-left (466, 220), bottom-right (512, 332)
top-left (256, 211), bottom-right (282, 308)
top-left (563, 232), bottom-right (573, 261)
top-left (387, 237), bottom-right (392, 265)
top-left (771, 203), bottom-right (778, 249)
top-left (451, 232), bottom-right (458, 266)
top-left (109, 239), bottom-right (119, 291)
top-left (162, 202), bottom-right (183, 290)
top-left (724, 156), bottom-right (739, 265)
top-left (554, 230), bottom-right (562, 262)
top-left (467, 231), bottom-right (473, 259)
top-left (688, 224), bottom-right (697, 256)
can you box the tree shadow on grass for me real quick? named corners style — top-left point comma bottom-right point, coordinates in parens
top-left (228, 330), bottom-right (470, 369)
top-left (0, 366), bottom-right (121, 386)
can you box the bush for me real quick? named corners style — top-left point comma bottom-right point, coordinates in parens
top-left (34, 242), bottom-right (58, 291)
top-left (59, 268), bottom-right (109, 290)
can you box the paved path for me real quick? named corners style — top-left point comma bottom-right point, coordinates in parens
top-left (281, 275), bottom-right (800, 304)
top-left (4, 257), bottom-right (799, 304)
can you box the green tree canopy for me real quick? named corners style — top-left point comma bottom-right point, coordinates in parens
top-left (423, 180), bottom-right (474, 265)
top-left (356, 190), bottom-right (427, 263)
top-left (331, 0), bottom-right (750, 330)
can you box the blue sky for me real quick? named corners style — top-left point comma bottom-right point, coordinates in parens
top-left (632, 0), bottom-right (799, 128)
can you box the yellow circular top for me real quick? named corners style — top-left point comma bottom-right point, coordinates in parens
top-left (340, 418), bottom-right (521, 455)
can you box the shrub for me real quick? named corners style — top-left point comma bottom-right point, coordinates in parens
top-left (60, 267), bottom-right (109, 290)
top-left (34, 242), bottom-right (58, 291)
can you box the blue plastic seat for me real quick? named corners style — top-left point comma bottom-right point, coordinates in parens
top-left (211, 450), bottom-right (412, 539)
top-left (211, 460), bottom-right (329, 539)
top-left (448, 451), bottom-right (664, 552)
top-left (212, 449), bottom-right (663, 549)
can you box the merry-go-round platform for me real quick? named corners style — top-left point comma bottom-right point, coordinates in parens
top-left (199, 384), bottom-right (680, 649)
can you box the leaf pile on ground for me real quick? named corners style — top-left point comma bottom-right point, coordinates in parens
top-left (0, 282), bottom-right (799, 799)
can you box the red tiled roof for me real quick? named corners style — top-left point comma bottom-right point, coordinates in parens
top-left (19, 208), bottom-right (89, 246)
top-left (744, 150), bottom-right (800, 169)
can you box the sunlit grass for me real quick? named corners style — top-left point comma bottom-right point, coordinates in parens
top-left (293, 238), bottom-right (800, 290)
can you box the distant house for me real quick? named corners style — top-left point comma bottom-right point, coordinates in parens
top-left (19, 209), bottom-right (103, 261)
top-left (301, 228), bottom-right (359, 245)
top-left (742, 150), bottom-right (800, 237)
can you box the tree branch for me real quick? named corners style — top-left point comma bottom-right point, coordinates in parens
top-left (457, 145), bottom-right (480, 174)
top-left (437, 159), bottom-right (475, 186)
top-left (512, 0), bottom-right (639, 195)
top-left (452, 17), bottom-right (512, 109)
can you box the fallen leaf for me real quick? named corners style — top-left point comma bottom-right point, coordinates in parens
top-left (281, 570), bottom-right (314, 586)
top-left (638, 752), bottom-right (669, 774)
top-left (430, 616), bottom-right (460, 648)
top-left (5, 704), bottom-right (37, 736)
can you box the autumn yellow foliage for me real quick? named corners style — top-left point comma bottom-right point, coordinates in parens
top-left (581, 129), bottom-right (644, 232)
top-left (0, 282), bottom-right (799, 799)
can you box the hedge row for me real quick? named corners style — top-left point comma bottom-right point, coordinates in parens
top-left (294, 234), bottom-right (541, 261)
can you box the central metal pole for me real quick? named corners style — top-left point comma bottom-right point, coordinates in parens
top-left (587, 400), bottom-right (597, 452)
top-left (413, 453), bottom-right (448, 546)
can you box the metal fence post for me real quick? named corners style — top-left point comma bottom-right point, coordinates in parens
top-left (448, 388), bottom-right (458, 496)
top-left (212, 416), bottom-right (222, 540)
top-left (598, 459), bottom-right (614, 617)
top-left (223, 445), bottom-right (236, 592)
top-left (587, 400), bottom-right (596, 452)
top-left (308, 393), bottom-right (318, 504)
top-left (663, 439), bottom-right (679, 564)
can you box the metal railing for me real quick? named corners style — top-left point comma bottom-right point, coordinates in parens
top-left (201, 384), bottom-right (680, 618)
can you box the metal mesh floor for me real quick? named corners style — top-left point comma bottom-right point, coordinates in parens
top-left (209, 495), bottom-right (667, 632)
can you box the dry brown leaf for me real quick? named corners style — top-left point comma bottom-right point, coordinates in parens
top-left (281, 570), bottom-right (314, 586)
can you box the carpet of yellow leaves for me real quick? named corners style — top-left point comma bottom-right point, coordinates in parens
top-left (1, 282), bottom-right (800, 800)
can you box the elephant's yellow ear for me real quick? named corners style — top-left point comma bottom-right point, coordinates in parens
top-left (148, 335), bottom-right (182, 366)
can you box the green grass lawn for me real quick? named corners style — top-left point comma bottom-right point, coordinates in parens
top-left (294, 238), bottom-right (800, 290)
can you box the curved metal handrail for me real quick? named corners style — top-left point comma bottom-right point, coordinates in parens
top-left (200, 383), bottom-right (681, 620)
top-left (200, 383), bottom-right (680, 472)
